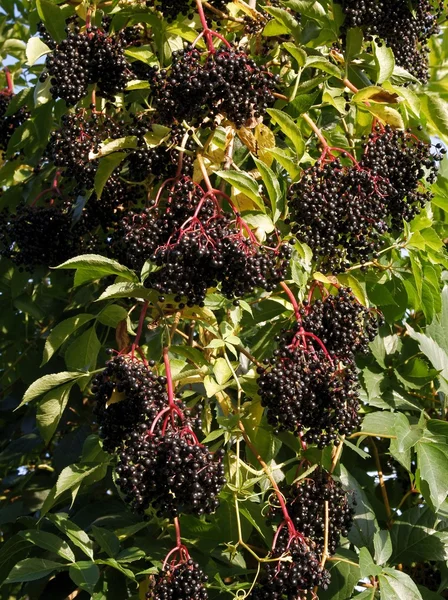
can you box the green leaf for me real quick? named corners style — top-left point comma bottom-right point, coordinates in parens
top-left (55, 254), bottom-right (138, 285)
top-left (318, 549), bottom-right (361, 600)
top-left (282, 42), bottom-right (307, 67)
top-left (47, 514), bottom-right (95, 560)
top-left (267, 108), bottom-right (304, 155)
top-left (213, 357), bottom-right (232, 385)
top-left (305, 55), bottom-right (342, 78)
top-left (64, 326), bottom-right (101, 372)
top-left (416, 440), bottom-right (448, 510)
top-left (363, 104), bottom-right (404, 129)
top-left (94, 152), bottom-right (126, 198)
top-left (216, 170), bottom-right (265, 211)
top-left (37, 381), bottom-right (75, 444)
top-left (359, 547), bottom-right (382, 578)
top-left (91, 526), bottom-right (120, 558)
top-left (36, 0), bottom-right (67, 42)
top-left (361, 411), bottom-right (397, 436)
top-left (390, 506), bottom-right (448, 563)
top-left (372, 39), bottom-right (395, 84)
top-left (421, 93), bottom-right (448, 138)
top-left (26, 37), bottom-right (51, 66)
top-left (42, 314), bottom-right (94, 365)
top-left (19, 372), bottom-right (87, 408)
top-left (69, 561), bottom-right (100, 594)
top-left (378, 568), bottom-right (423, 600)
top-left (19, 530), bottom-right (76, 563)
top-left (6, 558), bottom-right (65, 583)
top-left (374, 529), bottom-right (393, 566)
top-left (96, 282), bottom-right (157, 302)
top-left (406, 325), bottom-right (448, 396)
top-left (55, 464), bottom-right (106, 500)
top-left (263, 6), bottom-right (301, 41)
top-left (253, 157), bottom-right (282, 221)
top-left (269, 147), bottom-right (302, 178)
top-left (97, 305), bottom-right (128, 327)
top-left (339, 466), bottom-right (379, 552)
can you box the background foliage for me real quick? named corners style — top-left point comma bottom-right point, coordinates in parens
top-left (1, 0), bottom-right (448, 598)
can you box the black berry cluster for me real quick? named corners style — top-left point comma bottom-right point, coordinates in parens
top-left (250, 529), bottom-right (330, 599)
top-left (147, 560), bottom-right (209, 600)
top-left (268, 468), bottom-right (354, 556)
top-left (112, 178), bottom-right (291, 305)
top-left (42, 19), bottom-right (133, 105)
top-left (149, 45), bottom-right (278, 127)
top-left (93, 353), bottom-right (225, 517)
top-left (288, 126), bottom-right (443, 272)
top-left (92, 355), bottom-right (167, 452)
top-left (47, 112), bottom-right (123, 192)
top-left (337, 0), bottom-right (443, 82)
top-left (403, 562), bottom-right (443, 593)
top-left (0, 91), bottom-right (30, 153)
top-left (258, 342), bottom-right (361, 447)
top-left (300, 286), bottom-right (380, 360)
top-left (0, 202), bottom-right (85, 269)
top-left (116, 429), bottom-right (226, 516)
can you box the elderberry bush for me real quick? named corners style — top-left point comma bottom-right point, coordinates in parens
top-left (147, 560), bottom-right (209, 600)
top-left (92, 355), bottom-right (167, 453)
top-left (336, 0), bottom-right (443, 82)
top-left (116, 430), bottom-right (226, 516)
top-left (268, 468), bottom-right (354, 556)
top-left (149, 45), bottom-right (279, 128)
top-left (0, 203), bottom-right (85, 269)
top-left (257, 334), bottom-right (362, 446)
top-left (288, 126), bottom-right (443, 272)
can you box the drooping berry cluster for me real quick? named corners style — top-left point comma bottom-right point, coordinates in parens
top-left (337, 0), bottom-right (443, 82)
top-left (42, 19), bottom-right (133, 105)
top-left (112, 177), bottom-right (291, 305)
top-left (147, 560), bottom-right (209, 600)
top-left (288, 126), bottom-right (443, 272)
top-left (0, 202), bottom-right (85, 269)
top-left (250, 529), bottom-right (330, 599)
top-left (149, 45), bottom-right (278, 128)
top-left (403, 562), bottom-right (444, 594)
top-left (268, 468), bottom-right (354, 556)
top-left (0, 91), bottom-right (30, 153)
top-left (92, 355), bottom-right (167, 452)
top-left (258, 344), bottom-right (361, 447)
top-left (257, 285), bottom-right (379, 446)
top-left (94, 353), bottom-right (225, 517)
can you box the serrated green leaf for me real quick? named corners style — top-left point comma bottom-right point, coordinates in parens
top-left (47, 514), bottom-right (94, 560)
top-left (372, 39), bottom-right (395, 84)
top-left (19, 372), bottom-right (86, 409)
top-left (42, 314), bottom-right (94, 365)
top-left (6, 558), bottom-right (65, 583)
top-left (19, 530), bottom-right (76, 563)
top-left (36, 0), bottom-right (67, 42)
top-left (379, 568), bottom-right (423, 600)
top-left (253, 157), bottom-right (282, 221)
top-left (267, 108), bottom-right (304, 156)
top-left (55, 254), bottom-right (138, 284)
top-left (37, 381), bottom-right (74, 444)
top-left (69, 561), bottom-right (100, 594)
top-left (216, 170), bottom-right (265, 211)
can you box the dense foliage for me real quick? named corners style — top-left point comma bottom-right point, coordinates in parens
top-left (0, 0), bottom-right (448, 599)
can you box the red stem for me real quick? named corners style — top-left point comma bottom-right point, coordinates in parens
top-left (174, 516), bottom-right (182, 548)
top-left (195, 0), bottom-right (214, 53)
top-left (280, 282), bottom-right (301, 321)
top-left (163, 347), bottom-right (175, 407)
top-left (4, 68), bottom-right (13, 94)
top-left (131, 301), bottom-right (149, 358)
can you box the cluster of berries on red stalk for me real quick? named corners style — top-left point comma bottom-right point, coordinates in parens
top-left (337, 0), bottom-right (443, 82)
top-left (288, 125), bottom-right (443, 273)
top-left (268, 467), bottom-right (355, 556)
top-left (258, 286), bottom-right (379, 447)
top-left (93, 352), bottom-right (225, 517)
top-left (149, 44), bottom-right (279, 128)
top-left (112, 176), bottom-right (292, 305)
